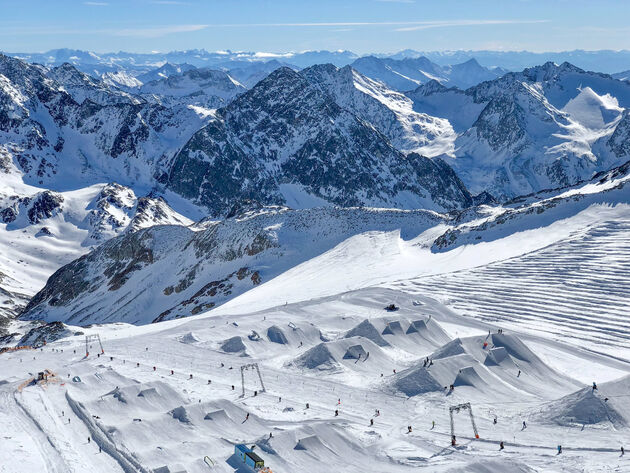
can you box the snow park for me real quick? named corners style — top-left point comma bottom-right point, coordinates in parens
top-left (3, 1), bottom-right (630, 472)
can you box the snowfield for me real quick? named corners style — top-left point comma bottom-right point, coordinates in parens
top-left (2, 286), bottom-right (630, 472)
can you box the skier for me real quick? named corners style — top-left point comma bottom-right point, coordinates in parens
top-left (189, 374), bottom-right (193, 379)
top-left (99, 446), bottom-right (102, 453)
top-left (451, 435), bottom-right (456, 446)
top-left (278, 396), bottom-right (282, 402)
top-left (88, 436), bottom-right (91, 444)
top-left (170, 370), bottom-right (174, 375)
top-left (306, 403), bottom-right (309, 409)
top-left (153, 366), bottom-right (156, 371)
top-left (522, 420), bottom-right (527, 430)
top-left (335, 410), bottom-right (339, 417)
top-left (622, 446), bottom-right (625, 456)
top-left (592, 382), bottom-right (598, 390)
top-left (269, 432), bottom-right (273, 439)
top-left (407, 425), bottom-right (413, 433)
top-left (517, 370), bottom-right (521, 377)
top-left (208, 379), bottom-right (211, 384)
top-left (370, 419), bottom-right (374, 426)
top-left (493, 416), bottom-right (497, 425)
top-left (557, 445), bottom-right (562, 454)
top-left (245, 413), bottom-right (249, 421)
top-left (499, 441), bottom-right (504, 451)
top-left (431, 420), bottom-right (435, 429)
top-left (62, 410), bottom-right (64, 417)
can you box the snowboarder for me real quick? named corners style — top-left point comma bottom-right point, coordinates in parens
top-left (170, 370), bottom-right (174, 375)
top-left (493, 416), bottom-right (497, 425)
top-left (499, 441), bottom-right (504, 451)
top-left (451, 435), bottom-right (456, 446)
top-left (517, 370), bottom-right (521, 377)
top-left (621, 446), bottom-right (625, 456)
top-left (254, 390), bottom-right (258, 397)
top-left (592, 382), bottom-right (598, 390)
top-left (522, 420), bottom-right (527, 430)
top-left (99, 446), bottom-right (102, 453)
top-left (429, 359), bottom-right (433, 367)
top-left (208, 379), bottom-right (211, 384)
top-left (87, 436), bottom-right (91, 444)
top-left (407, 426), bottom-right (413, 433)
top-left (278, 397), bottom-right (282, 402)
top-left (189, 374), bottom-right (193, 379)
top-left (335, 410), bottom-right (339, 417)
top-left (245, 413), bottom-right (249, 421)
top-left (232, 385), bottom-right (235, 390)
top-left (269, 432), bottom-right (273, 439)
top-left (306, 403), bottom-right (309, 409)
top-left (153, 366), bottom-right (156, 371)
top-left (557, 445), bottom-right (562, 454)
top-left (220, 362), bottom-right (224, 367)
top-left (62, 410), bottom-right (64, 417)
top-left (393, 369), bottom-right (397, 374)
top-left (370, 419), bottom-right (374, 426)
top-left (423, 359), bottom-right (427, 367)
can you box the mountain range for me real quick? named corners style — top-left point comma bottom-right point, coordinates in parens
top-left (2, 49), bottom-right (630, 329)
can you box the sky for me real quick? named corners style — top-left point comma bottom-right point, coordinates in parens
top-left (1, 0), bottom-right (629, 54)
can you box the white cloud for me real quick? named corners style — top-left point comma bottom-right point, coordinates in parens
top-left (111, 24), bottom-right (208, 37)
top-left (395, 19), bottom-right (550, 32)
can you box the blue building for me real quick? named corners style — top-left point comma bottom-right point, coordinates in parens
top-left (234, 444), bottom-right (265, 469)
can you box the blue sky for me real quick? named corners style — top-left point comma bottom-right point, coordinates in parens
top-left (1, 0), bottom-right (629, 53)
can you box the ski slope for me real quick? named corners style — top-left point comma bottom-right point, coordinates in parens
top-left (2, 286), bottom-right (630, 473)
top-left (392, 217), bottom-right (630, 358)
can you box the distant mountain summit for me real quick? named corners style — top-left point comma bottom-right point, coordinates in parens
top-left (165, 67), bottom-right (473, 215)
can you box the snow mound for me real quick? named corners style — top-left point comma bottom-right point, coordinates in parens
top-left (405, 318), bottom-right (451, 345)
top-left (294, 435), bottom-right (334, 454)
top-left (536, 377), bottom-right (630, 427)
top-left (168, 406), bottom-right (191, 424)
top-left (267, 325), bottom-right (289, 344)
top-left (177, 332), bottom-right (200, 344)
top-left (447, 460), bottom-right (536, 472)
top-left (484, 346), bottom-right (510, 366)
top-left (453, 366), bottom-right (483, 388)
top-left (343, 344), bottom-right (367, 360)
top-left (292, 343), bottom-right (338, 371)
top-left (204, 409), bottom-right (229, 422)
top-left (344, 319), bottom-right (389, 347)
top-left (393, 367), bottom-right (443, 396)
top-left (432, 338), bottom-right (466, 360)
top-left (220, 336), bottom-right (246, 353)
top-left (490, 334), bottom-right (537, 363)
top-left (137, 388), bottom-right (158, 398)
top-left (381, 321), bottom-right (403, 335)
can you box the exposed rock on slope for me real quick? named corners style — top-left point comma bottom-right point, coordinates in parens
top-left (167, 67), bottom-right (473, 216)
top-left (20, 206), bottom-right (445, 325)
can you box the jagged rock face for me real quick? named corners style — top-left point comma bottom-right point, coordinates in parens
top-left (20, 206), bottom-right (445, 325)
top-left (139, 68), bottom-right (246, 108)
top-left (410, 62), bottom-right (630, 199)
top-left (0, 191), bottom-right (64, 225)
top-left (0, 54), bottom-right (207, 188)
top-left (48, 63), bottom-right (140, 106)
top-left (167, 67), bottom-right (472, 216)
top-left (300, 64), bottom-right (455, 156)
top-left (608, 110), bottom-right (630, 158)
